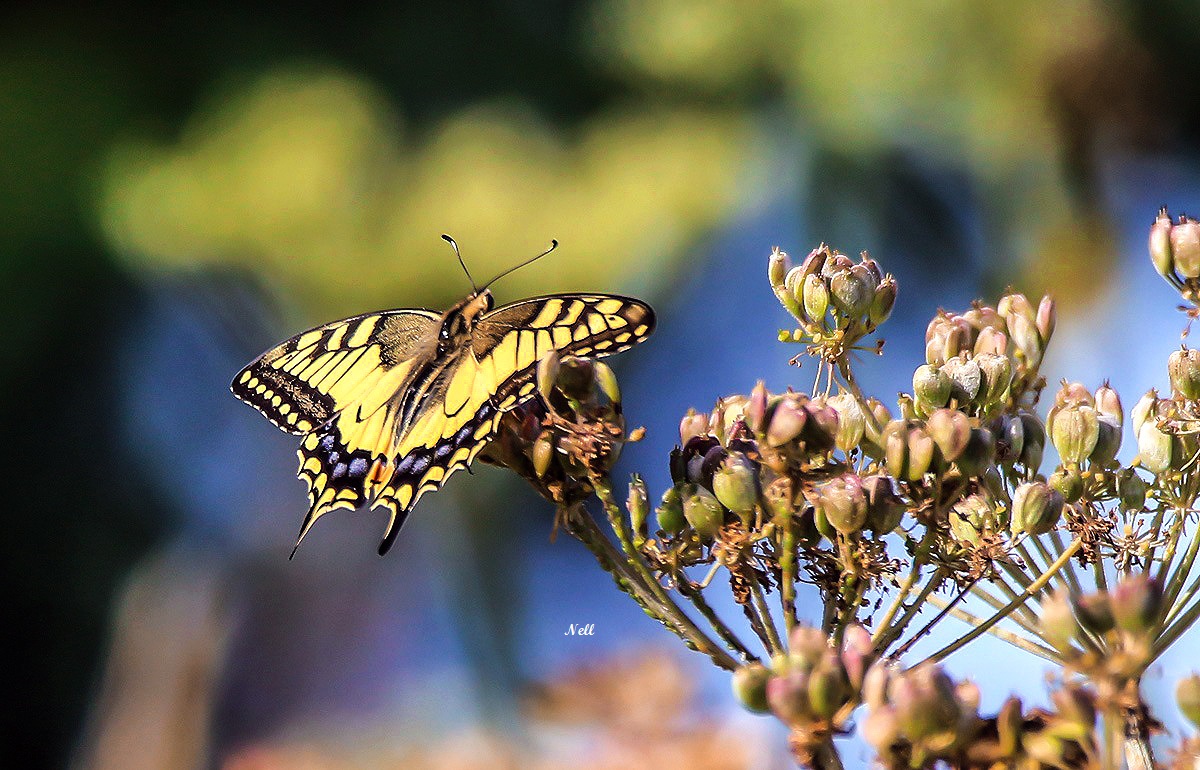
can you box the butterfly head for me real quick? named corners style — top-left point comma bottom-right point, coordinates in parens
top-left (438, 290), bottom-right (494, 354)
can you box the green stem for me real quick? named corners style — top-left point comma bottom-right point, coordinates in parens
top-left (747, 569), bottom-right (785, 656)
top-left (875, 568), bottom-right (947, 653)
top-left (675, 577), bottom-right (759, 662)
top-left (923, 596), bottom-right (1060, 662)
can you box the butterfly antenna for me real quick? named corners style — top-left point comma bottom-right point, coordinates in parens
top-left (479, 239), bottom-right (559, 292)
top-left (442, 234), bottom-right (478, 294)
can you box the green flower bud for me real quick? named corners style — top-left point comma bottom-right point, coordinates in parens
top-left (862, 474), bottom-right (906, 534)
top-left (1117, 468), bottom-right (1148, 511)
top-left (1018, 411), bottom-right (1046, 471)
top-left (1170, 215), bottom-right (1200, 279)
top-left (789, 624), bottom-right (831, 671)
top-left (1110, 572), bottom-right (1162, 635)
top-left (1131, 389), bottom-right (1158, 436)
top-left (913, 364), bottom-right (952, 413)
top-left (1039, 588), bottom-right (1080, 653)
top-left (927, 408), bottom-right (971, 462)
top-left (682, 483), bottom-right (726, 540)
top-left (1010, 481), bottom-right (1064, 535)
top-left (1090, 418), bottom-right (1121, 465)
top-left (536, 350), bottom-right (561, 401)
top-left (815, 473), bottom-right (869, 534)
top-left (712, 453), bottom-right (759, 523)
top-left (1072, 591), bottom-right (1115, 635)
top-left (997, 697), bottom-right (1024, 757)
top-left (532, 432), bottom-right (556, 477)
top-left (802, 272), bottom-right (830, 327)
top-left (1176, 673), bottom-right (1200, 730)
top-left (657, 485), bottom-right (686, 533)
top-left (956, 427), bottom-right (996, 478)
top-left (991, 414), bottom-right (1025, 465)
top-left (975, 352), bottom-right (1013, 407)
top-left (828, 392), bottom-right (866, 452)
top-left (884, 420), bottom-right (935, 482)
top-left (1050, 401), bottom-right (1100, 466)
top-left (1137, 421), bottom-right (1174, 474)
top-left (768, 246), bottom-right (789, 287)
top-left (1048, 465), bottom-right (1084, 503)
top-left (1036, 295), bottom-right (1056, 346)
top-left (746, 381), bottom-right (769, 434)
top-left (1150, 208), bottom-right (1178, 282)
top-left (941, 356), bottom-right (982, 404)
top-left (679, 409), bottom-right (710, 445)
top-left (593, 360), bottom-right (621, 404)
top-left (1007, 312), bottom-right (1043, 367)
top-left (1169, 347), bottom-right (1200, 400)
top-left (830, 266), bottom-right (874, 318)
top-left (732, 663), bottom-right (772, 713)
top-left (802, 400), bottom-right (841, 452)
top-left (627, 476), bottom-right (649, 539)
top-left (1095, 383), bottom-right (1123, 427)
top-left (870, 276), bottom-right (897, 326)
top-left (808, 652), bottom-right (852, 718)
top-left (767, 397), bottom-right (808, 447)
top-left (766, 670), bottom-right (813, 726)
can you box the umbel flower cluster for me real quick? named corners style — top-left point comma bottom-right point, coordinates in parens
top-left (482, 213), bottom-right (1200, 769)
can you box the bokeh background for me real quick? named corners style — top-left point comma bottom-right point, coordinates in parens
top-left (7, 1), bottom-right (1200, 767)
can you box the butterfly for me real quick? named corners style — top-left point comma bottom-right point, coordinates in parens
top-left (231, 238), bottom-right (655, 555)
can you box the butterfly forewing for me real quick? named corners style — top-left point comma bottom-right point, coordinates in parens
top-left (232, 292), bottom-right (655, 555)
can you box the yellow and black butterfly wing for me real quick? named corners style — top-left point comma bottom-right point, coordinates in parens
top-left (367, 294), bottom-right (656, 553)
top-left (231, 309), bottom-right (440, 547)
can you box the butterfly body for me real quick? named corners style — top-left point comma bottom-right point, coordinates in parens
top-left (232, 289), bottom-right (654, 555)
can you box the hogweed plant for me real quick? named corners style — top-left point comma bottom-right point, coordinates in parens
top-left (478, 208), bottom-right (1200, 769)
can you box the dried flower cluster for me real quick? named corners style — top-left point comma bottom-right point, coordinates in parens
top-left (481, 213), bottom-right (1200, 768)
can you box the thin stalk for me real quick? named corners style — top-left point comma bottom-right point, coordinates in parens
top-left (874, 568), bottom-right (947, 652)
top-left (892, 579), bottom-right (975, 657)
top-left (926, 538), bottom-right (1082, 662)
top-left (924, 597), bottom-right (1060, 662)
top-left (873, 533), bottom-right (935, 645)
top-left (1154, 592), bottom-right (1200, 657)
top-left (1161, 509), bottom-right (1200, 622)
top-left (747, 569), bottom-right (785, 656)
top-left (675, 577), bottom-right (760, 662)
top-left (1047, 530), bottom-right (1083, 593)
top-left (967, 582), bottom-right (1045, 638)
top-left (779, 511), bottom-right (798, 633)
top-left (1034, 534), bottom-right (1081, 595)
top-left (981, 569), bottom-right (1045, 630)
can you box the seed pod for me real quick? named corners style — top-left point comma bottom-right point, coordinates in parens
top-left (732, 663), bottom-right (772, 713)
top-left (1169, 347), bottom-right (1200, 400)
top-left (1176, 673), bottom-right (1200, 730)
top-left (1095, 383), bottom-right (1123, 427)
top-left (1131, 389), bottom-right (1158, 436)
top-left (745, 381), bottom-right (769, 434)
top-left (532, 431), bottom-right (556, 477)
top-left (1137, 421), bottom-right (1174, 474)
top-left (682, 483), bottom-right (725, 540)
top-left (1050, 402), bottom-right (1100, 466)
top-left (974, 325), bottom-right (1008, 356)
top-left (913, 364), bottom-right (952, 413)
top-left (861, 707), bottom-right (901, 754)
top-left (712, 453), bottom-right (759, 524)
top-left (789, 624), bottom-right (831, 671)
top-left (1117, 468), bottom-right (1148, 511)
top-left (828, 392), bottom-right (866, 452)
top-left (593, 361), bottom-right (621, 405)
top-left (862, 661), bottom-right (896, 710)
top-left (802, 273), bottom-right (830, 328)
top-left (1017, 411), bottom-right (1046, 471)
top-left (766, 670), bottom-right (813, 726)
top-left (840, 624), bottom-right (873, 691)
top-left (1039, 588), bottom-right (1080, 654)
top-left (975, 352), bottom-right (1014, 407)
top-left (1036, 295), bottom-right (1056, 346)
top-left (870, 276), bottom-right (897, 326)
top-left (657, 485), bottom-right (686, 533)
top-left (767, 396), bottom-right (808, 447)
top-left (1149, 208), bottom-right (1177, 282)
top-left (536, 350), bottom-right (561, 401)
top-left (885, 420), bottom-right (935, 482)
top-left (991, 413), bottom-right (1025, 466)
top-left (927, 408), bottom-right (971, 462)
top-left (941, 356), bottom-right (982, 404)
top-left (1072, 591), bottom-right (1115, 635)
top-left (768, 247), bottom-right (789, 288)
top-left (627, 476), bottom-right (649, 538)
top-left (1111, 572), bottom-right (1163, 635)
top-left (862, 474), bottom-right (906, 534)
top-left (808, 652), bottom-right (851, 718)
top-left (1048, 465), bottom-right (1084, 503)
top-left (829, 266), bottom-right (874, 318)
top-left (997, 697), bottom-right (1024, 756)
top-left (1170, 215), bottom-right (1200, 279)
top-left (680, 409), bottom-right (711, 445)
top-left (956, 427), bottom-right (996, 478)
top-left (814, 473), bottom-right (869, 534)
top-left (1010, 481), bottom-right (1064, 535)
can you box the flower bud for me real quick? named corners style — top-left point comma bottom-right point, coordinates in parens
top-left (1036, 295), bottom-right (1056, 346)
top-left (828, 393), bottom-right (866, 452)
top-left (1048, 466), bottom-right (1084, 503)
top-left (1050, 399), bottom-right (1100, 466)
top-left (975, 352), bottom-right (1014, 408)
top-left (927, 408), bottom-right (971, 462)
top-left (1072, 591), bottom-right (1115, 635)
top-left (1039, 588), bottom-right (1080, 653)
top-left (627, 476), bottom-right (649, 538)
top-left (802, 272), bottom-right (830, 327)
top-left (682, 484), bottom-right (725, 540)
top-left (913, 364), bottom-right (952, 413)
top-left (1150, 208), bottom-right (1177, 282)
top-left (1018, 411), bottom-right (1046, 471)
top-left (532, 432), bottom-right (556, 477)
top-left (679, 409), bottom-right (710, 445)
top-left (991, 414), bottom-right (1025, 465)
top-left (536, 350), bottom-right (561, 401)
top-left (1169, 347), bottom-right (1200, 400)
top-left (956, 427), bottom-right (996, 478)
top-left (941, 356), bottom-right (982, 404)
top-left (808, 652), bottom-right (851, 719)
top-left (767, 397), bottom-right (808, 447)
top-left (830, 266), bottom-right (874, 318)
top-left (1170, 214), bottom-right (1200, 279)
top-left (767, 669), bottom-right (813, 726)
top-left (863, 662), bottom-right (896, 710)
top-left (870, 276), bottom-right (897, 326)
top-left (657, 485), bottom-right (686, 533)
top-left (732, 663), bottom-right (772, 713)
top-left (1117, 468), bottom-right (1148, 511)
top-left (712, 453), bottom-right (759, 523)
top-left (861, 707), bottom-right (901, 753)
top-left (789, 624), bottom-right (831, 671)
top-left (884, 420), bottom-right (935, 482)
top-left (974, 325), bottom-right (1008, 356)
top-left (841, 624), bottom-right (873, 691)
top-left (1010, 481), bottom-right (1064, 535)
top-left (1095, 383), bottom-right (1123, 427)
top-left (1176, 673), bottom-right (1200, 730)
top-left (768, 246), bottom-right (789, 287)
top-left (1137, 421), bottom-right (1174, 474)
top-left (593, 360), bottom-right (621, 404)
top-left (815, 474), bottom-right (869, 534)
top-left (745, 381), bottom-right (769, 434)
top-left (862, 474), bottom-right (905, 534)
top-left (1110, 572), bottom-right (1162, 635)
